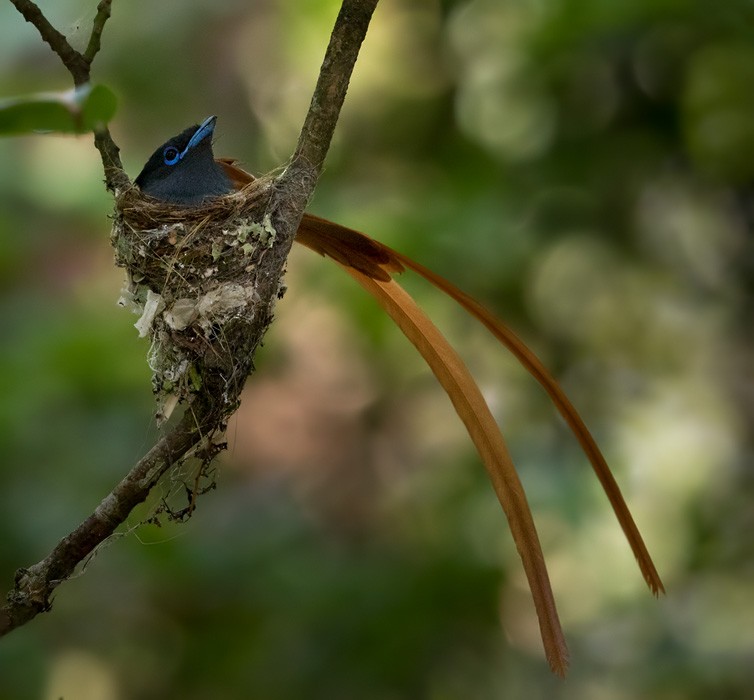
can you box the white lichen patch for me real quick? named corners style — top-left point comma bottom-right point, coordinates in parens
top-left (164, 298), bottom-right (198, 331)
top-left (134, 289), bottom-right (165, 338)
top-left (195, 282), bottom-right (252, 322)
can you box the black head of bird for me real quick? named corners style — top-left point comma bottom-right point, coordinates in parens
top-left (134, 115), bottom-right (232, 205)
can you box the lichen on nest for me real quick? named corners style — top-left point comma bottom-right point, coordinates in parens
top-left (111, 176), bottom-right (281, 423)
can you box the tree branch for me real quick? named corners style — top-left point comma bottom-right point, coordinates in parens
top-left (1, 0), bottom-right (379, 637)
top-left (94, 128), bottom-right (127, 192)
top-left (293, 0), bottom-right (378, 170)
top-left (0, 406), bottom-right (209, 636)
top-left (84, 0), bottom-right (114, 63)
top-left (9, 0), bottom-right (89, 84)
top-left (273, 0), bottom-right (379, 270)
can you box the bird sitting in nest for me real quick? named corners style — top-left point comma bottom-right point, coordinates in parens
top-left (111, 115), bottom-right (663, 677)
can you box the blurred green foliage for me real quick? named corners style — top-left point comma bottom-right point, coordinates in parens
top-left (0, 84), bottom-right (117, 135)
top-left (1, 0), bottom-right (753, 698)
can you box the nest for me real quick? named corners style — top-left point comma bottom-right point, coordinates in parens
top-left (111, 176), bottom-right (281, 423)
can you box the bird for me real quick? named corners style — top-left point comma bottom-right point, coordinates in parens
top-left (135, 116), bottom-right (664, 676)
top-left (135, 115), bottom-right (232, 204)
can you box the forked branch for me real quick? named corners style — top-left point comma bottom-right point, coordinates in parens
top-left (1, 0), bottom-right (380, 638)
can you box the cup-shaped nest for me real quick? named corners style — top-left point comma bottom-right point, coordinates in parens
top-left (111, 177), bottom-right (279, 421)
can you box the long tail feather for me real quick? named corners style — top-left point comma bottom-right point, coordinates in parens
top-left (218, 158), bottom-right (663, 594)
top-left (343, 264), bottom-right (569, 677)
top-left (391, 248), bottom-right (665, 596)
top-left (296, 215), bottom-right (664, 596)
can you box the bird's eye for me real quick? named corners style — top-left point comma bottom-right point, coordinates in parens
top-left (163, 146), bottom-right (181, 166)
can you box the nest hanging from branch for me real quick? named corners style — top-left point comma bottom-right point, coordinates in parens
top-left (110, 176), bottom-right (282, 424)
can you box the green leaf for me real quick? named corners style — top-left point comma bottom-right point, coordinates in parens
top-left (80, 84), bottom-right (118, 130)
top-left (0, 83), bottom-right (117, 136)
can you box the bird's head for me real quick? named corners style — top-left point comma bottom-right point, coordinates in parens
top-left (134, 115), bottom-right (232, 205)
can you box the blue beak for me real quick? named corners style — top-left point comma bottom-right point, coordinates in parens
top-left (182, 115), bottom-right (217, 156)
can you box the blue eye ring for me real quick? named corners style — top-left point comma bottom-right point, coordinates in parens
top-left (163, 146), bottom-right (181, 166)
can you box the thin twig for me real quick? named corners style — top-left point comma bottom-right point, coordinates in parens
top-left (8, 0), bottom-right (89, 84)
top-left (84, 0), bottom-right (114, 63)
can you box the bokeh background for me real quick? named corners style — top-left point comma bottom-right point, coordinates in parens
top-left (1, 0), bottom-right (753, 697)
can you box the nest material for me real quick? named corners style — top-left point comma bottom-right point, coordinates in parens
top-left (111, 177), bottom-right (281, 422)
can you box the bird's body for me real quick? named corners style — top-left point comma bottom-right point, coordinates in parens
top-left (133, 116), bottom-right (664, 676)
